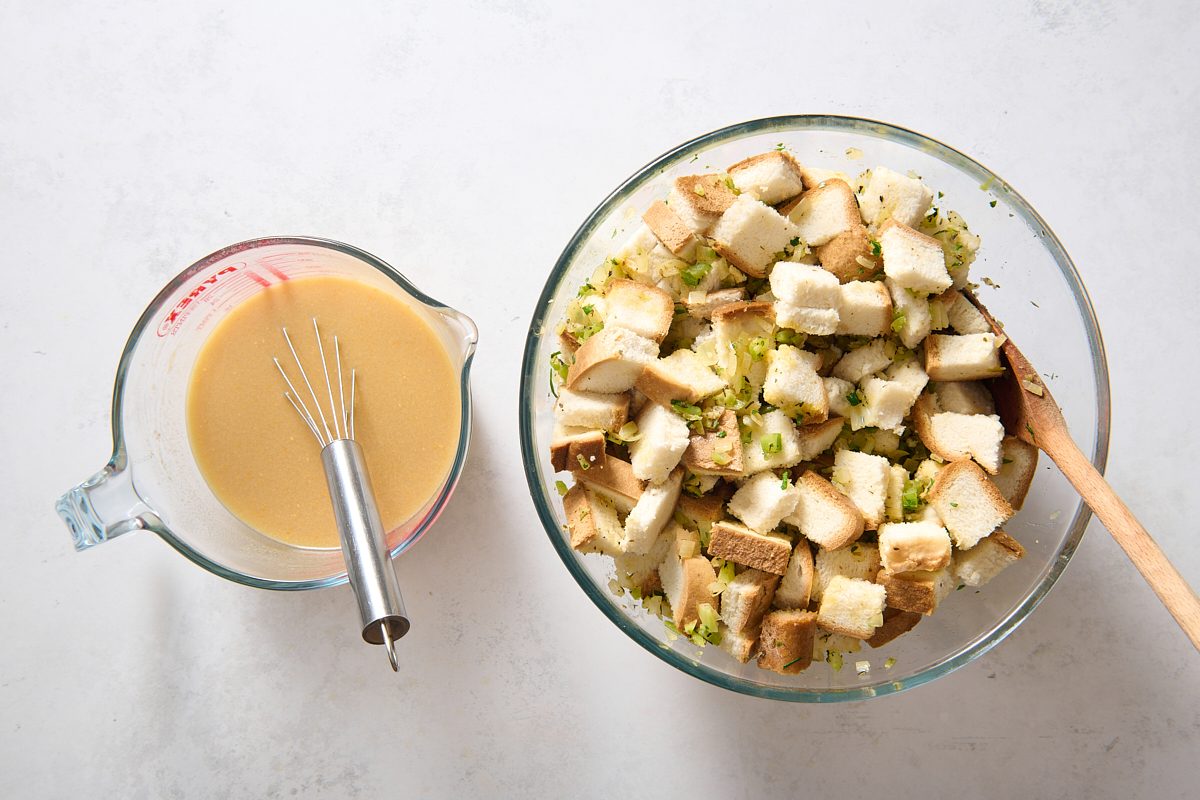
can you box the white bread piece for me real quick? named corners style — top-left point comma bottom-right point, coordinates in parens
top-left (712, 301), bottom-right (776, 379)
top-left (774, 541), bottom-right (815, 609)
top-left (928, 460), bottom-right (1014, 549)
top-left (884, 463), bottom-right (908, 523)
top-left (926, 412), bottom-right (1005, 474)
top-left (572, 454), bottom-right (643, 513)
top-left (613, 224), bottom-right (659, 263)
top-left (832, 449), bottom-right (890, 529)
top-left (990, 436), bottom-right (1039, 510)
top-left (709, 194), bottom-right (801, 278)
top-left (682, 408), bottom-right (744, 476)
top-left (878, 220), bottom-right (952, 294)
top-left (628, 401), bottom-right (691, 484)
top-left (612, 523), bottom-right (673, 595)
top-left (914, 457), bottom-right (945, 486)
top-left (812, 542), bottom-right (882, 602)
top-left (635, 349), bottom-right (724, 407)
top-left (554, 388), bottom-right (629, 432)
top-left (565, 326), bottom-right (658, 393)
top-left (785, 179), bottom-right (861, 247)
top-left (603, 279), bottom-right (674, 343)
top-left (659, 535), bottom-right (719, 629)
top-left (953, 530), bottom-right (1025, 587)
top-left (667, 174), bottom-right (739, 235)
top-left (784, 470), bottom-right (865, 550)
top-left (876, 567), bottom-right (955, 615)
top-left (775, 301), bottom-right (840, 336)
top-left (817, 575), bottom-right (886, 639)
top-left (684, 287), bottom-right (746, 320)
top-left (728, 471), bottom-right (802, 534)
top-left (860, 360), bottom-right (929, 433)
top-left (796, 417), bottom-right (845, 462)
top-left (824, 376), bottom-right (857, 419)
top-left (742, 409), bottom-right (804, 473)
top-left (549, 425), bottom-right (607, 473)
top-left (719, 625), bottom-right (759, 664)
top-left (832, 339), bottom-right (891, 382)
top-left (621, 468), bottom-right (683, 555)
top-left (931, 288), bottom-right (991, 334)
top-left (878, 521), bottom-right (953, 573)
top-left (886, 277), bottom-right (933, 349)
top-left (835, 280), bottom-right (892, 337)
top-left (707, 520), bottom-right (793, 575)
top-left (563, 484), bottom-right (624, 556)
top-left (857, 166), bottom-right (934, 228)
top-left (728, 151), bottom-right (807, 204)
top-left (641, 199), bottom-right (699, 259)
top-left (770, 261), bottom-right (841, 308)
top-left (763, 345), bottom-right (828, 422)
top-left (721, 569), bottom-right (780, 634)
top-left (933, 380), bottom-right (996, 415)
top-left (924, 333), bottom-right (1003, 381)
top-left (757, 609), bottom-right (818, 673)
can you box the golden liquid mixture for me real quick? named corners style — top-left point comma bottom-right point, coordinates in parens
top-left (186, 275), bottom-right (461, 548)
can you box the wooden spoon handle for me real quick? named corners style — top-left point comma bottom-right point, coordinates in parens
top-left (1045, 432), bottom-right (1200, 651)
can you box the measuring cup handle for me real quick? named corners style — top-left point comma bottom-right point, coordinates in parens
top-left (56, 463), bottom-right (155, 551)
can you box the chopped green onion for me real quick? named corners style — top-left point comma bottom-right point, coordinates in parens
top-left (780, 469), bottom-right (792, 490)
top-left (576, 454), bottom-right (590, 471)
top-left (846, 390), bottom-right (863, 407)
top-left (782, 656), bottom-right (804, 669)
top-left (891, 308), bottom-right (907, 333)
top-left (716, 430), bottom-right (727, 439)
top-left (671, 400), bottom-right (703, 421)
top-left (747, 336), bottom-right (770, 361)
top-left (884, 657), bottom-right (896, 669)
top-left (554, 480), bottom-right (569, 496)
top-left (760, 433), bottom-right (783, 456)
top-left (680, 261), bottom-right (713, 287)
top-left (870, 239), bottom-right (882, 256)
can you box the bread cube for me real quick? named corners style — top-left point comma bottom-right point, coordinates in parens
top-left (878, 521), bottom-right (953, 573)
top-left (712, 301), bottom-right (777, 372)
top-left (659, 536), bottom-right (719, 629)
top-left (990, 436), bottom-right (1039, 510)
top-left (757, 609), bottom-right (818, 673)
top-left (728, 471), bottom-right (801, 534)
top-left (721, 569), bottom-right (780, 634)
top-left (953, 530), bottom-right (1025, 587)
top-left (875, 567), bottom-right (955, 615)
top-left (763, 345), bottom-right (828, 422)
top-left (742, 409), bottom-right (804, 473)
top-left (621, 468), bottom-right (683, 555)
top-left (928, 460), bottom-right (1014, 549)
top-left (824, 376), bottom-right (857, 419)
top-left (613, 224), bottom-right (660, 264)
top-left (727, 151), bottom-right (806, 204)
top-left (549, 425), bottom-right (607, 473)
top-left (635, 348), bottom-right (725, 407)
top-left (857, 166), bottom-right (934, 228)
top-left (866, 607), bottom-right (923, 648)
top-left (775, 302), bottom-right (839, 336)
top-left (683, 287), bottom-right (746, 320)
top-left (708, 520), bottom-right (793, 575)
top-left (611, 522), bottom-right (674, 596)
top-left (564, 484), bottom-right (624, 556)
top-left (832, 339), bottom-right (890, 382)
top-left (770, 261), bottom-right (841, 308)
top-left (774, 541), bottom-right (815, 609)
top-left (628, 402), bottom-right (691, 484)
top-left (603, 279), bottom-right (674, 343)
top-left (784, 470), bottom-right (865, 551)
top-left (835, 280), bottom-right (892, 336)
top-left (709, 194), bottom-right (801, 278)
top-left (572, 454), bottom-right (643, 513)
top-left (879, 220), bottom-right (952, 294)
top-left (832, 449), bottom-right (890, 529)
top-left (817, 575), bottom-right (887, 639)
top-left (683, 408), bottom-right (743, 476)
top-left (925, 411), bottom-right (1005, 474)
top-left (667, 174), bottom-right (739, 235)
top-left (720, 625), bottom-right (760, 663)
top-left (785, 178), bottom-right (861, 247)
top-left (554, 388), bottom-right (629, 432)
top-left (924, 333), bottom-right (1003, 381)
top-left (933, 380), bottom-right (995, 415)
top-left (815, 224), bottom-right (877, 283)
top-left (886, 277), bottom-right (933, 348)
top-left (812, 541), bottom-right (882, 601)
top-left (930, 288), bottom-right (991, 334)
top-left (860, 360), bottom-right (928, 434)
top-left (566, 326), bottom-right (658, 393)
top-left (642, 199), bottom-right (699, 259)
top-left (795, 417), bottom-right (845, 462)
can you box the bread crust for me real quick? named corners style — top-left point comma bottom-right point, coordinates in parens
top-left (876, 569), bottom-right (943, 615)
top-left (867, 607), bottom-right (922, 648)
top-left (793, 470), bottom-right (865, 550)
top-left (708, 521), bottom-right (792, 575)
top-left (682, 409), bottom-right (743, 476)
top-left (571, 454), bottom-right (644, 511)
top-left (549, 428), bottom-right (608, 473)
top-left (673, 174), bottom-right (738, 217)
top-left (604, 279), bottom-right (674, 343)
top-left (642, 200), bottom-right (698, 257)
top-left (756, 609), bottom-right (817, 674)
top-left (815, 224), bottom-right (876, 282)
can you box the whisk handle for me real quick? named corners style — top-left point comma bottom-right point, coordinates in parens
top-left (321, 439), bottom-right (410, 662)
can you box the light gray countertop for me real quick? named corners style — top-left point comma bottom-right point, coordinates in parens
top-left (2, 1), bottom-right (1197, 797)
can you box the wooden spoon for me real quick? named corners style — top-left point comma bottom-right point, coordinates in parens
top-left (963, 290), bottom-right (1200, 651)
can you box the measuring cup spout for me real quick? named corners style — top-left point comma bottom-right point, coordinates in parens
top-left (56, 462), bottom-right (156, 551)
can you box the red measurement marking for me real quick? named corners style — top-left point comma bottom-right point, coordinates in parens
top-left (156, 265), bottom-right (241, 337)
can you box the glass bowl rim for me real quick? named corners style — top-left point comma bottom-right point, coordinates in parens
top-left (109, 235), bottom-right (478, 591)
top-left (518, 114), bottom-right (1111, 702)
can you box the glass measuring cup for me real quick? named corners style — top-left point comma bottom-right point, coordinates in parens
top-left (56, 237), bottom-right (477, 590)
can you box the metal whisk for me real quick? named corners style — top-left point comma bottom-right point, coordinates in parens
top-left (274, 318), bottom-right (410, 671)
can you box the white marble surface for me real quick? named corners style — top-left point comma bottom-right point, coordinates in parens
top-left (2, 1), bottom-right (1198, 797)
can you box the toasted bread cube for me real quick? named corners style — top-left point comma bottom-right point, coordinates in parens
top-left (879, 220), bottom-right (952, 294)
top-left (720, 625), bottom-right (760, 663)
top-left (928, 460), bottom-right (1014, 549)
top-left (667, 174), bottom-right (739, 234)
top-left (613, 224), bottom-right (660, 263)
top-left (924, 333), bottom-right (1003, 381)
top-left (757, 609), bottom-right (818, 673)
top-left (683, 408), bottom-right (743, 476)
top-left (763, 345), bottom-right (828, 422)
top-left (549, 426), bottom-right (608, 473)
top-left (770, 261), bottom-right (841, 308)
top-left (933, 380), bottom-right (996, 415)
top-left (860, 359), bottom-right (928, 434)
top-left (926, 412), bottom-right (1005, 474)
top-left (554, 388), bottom-right (629, 432)
top-left (564, 484), bottom-right (624, 556)
top-left (835, 280), bottom-right (892, 336)
top-left (857, 166), bottom-right (934, 228)
top-left (684, 287), bottom-right (746, 320)
top-left (566, 326), bottom-right (658, 393)
top-left (953, 530), bottom-right (1025, 587)
top-left (795, 417), bottom-right (845, 462)
top-left (824, 376), bottom-right (857, 420)
top-left (572, 454), bottom-right (643, 513)
top-left (603, 280), bottom-right (674, 343)
top-left (815, 224), bottom-right (877, 283)
top-left (817, 575), bottom-right (886, 639)
top-left (642, 199), bottom-right (699, 259)
top-left (708, 520), bottom-right (793, 575)
top-left (876, 567), bottom-right (955, 615)
top-left (784, 178), bottom-right (861, 247)
top-left (774, 541), bottom-right (815, 609)
top-left (728, 151), bottom-right (806, 204)
top-left (621, 468), bottom-right (683, 555)
top-left (634, 349), bottom-right (724, 408)
top-left (728, 471), bottom-right (801, 534)
top-left (990, 436), bottom-right (1039, 510)
top-left (878, 521), bottom-right (953, 573)
top-left (722, 569), bottom-right (781, 634)
top-left (867, 607), bottom-right (923, 648)
top-left (784, 470), bottom-right (865, 551)
top-left (660, 547), bottom-right (719, 631)
top-left (742, 409), bottom-right (804, 473)
top-left (775, 301), bottom-right (840, 336)
top-left (832, 449), bottom-right (890, 529)
top-left (812, 541), bottom-right (881, 601)
top-left (627, 402), bottom-right (691, 484)
top-left (886, 277), bottom-right (933, 348)
top-left (710, 194), bottom-right (801, 278)
top-left (930, 288), bottom-right (991, 334)
top-left (832, 339), bottom-right (890, 382)
top-left (611, 523), bottom-right (674, 596)
top-left (712, 301), bottom-right (776, 379)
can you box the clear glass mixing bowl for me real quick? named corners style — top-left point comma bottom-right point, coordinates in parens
top-left (519, 116), bottom-right (1110, 701)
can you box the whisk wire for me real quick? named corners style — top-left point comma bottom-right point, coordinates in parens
top-left (313, 318), bottom-right (341, 441)
top-left (282, 325), bottom-right (334, 445)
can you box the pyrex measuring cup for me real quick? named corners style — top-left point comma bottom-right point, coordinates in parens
top-left (56, 237), bottom-right (477, 589)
